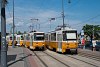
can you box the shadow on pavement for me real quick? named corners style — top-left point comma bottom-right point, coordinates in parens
top-left (8, 54), bottom-right (32, 66)
top-left (7, 55), bottom-right (17, 63)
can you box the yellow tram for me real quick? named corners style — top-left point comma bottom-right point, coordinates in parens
top-left (16, 35), bottom-right (24, 46)
top-left (6, 35), bottom-right (12, 46)
top-left (25, 31), bottom-right (45, 50)
top-left (45, 27), bottom-right (78, 53)
top-left (6, 34), bottom-right (17, 46)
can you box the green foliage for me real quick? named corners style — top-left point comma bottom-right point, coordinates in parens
top-left (17, 31), bottom-right (22, 35)
top-left (82, 24), bottom-right (100, 40)
top-left (24, 31), bottom-right (27, 34)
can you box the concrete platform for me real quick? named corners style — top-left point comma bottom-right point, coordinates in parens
top-left (0, 46), bottom-right (39, 67)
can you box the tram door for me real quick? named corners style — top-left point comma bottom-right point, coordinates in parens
top-left (18, 37), bottom-right (20, 45)
top-left (16, 36), bottom-right (20, 46)
top-left (49, 35), bottom-right (50, 45)
top-left (57, 34), bottom-right (62, 52)
top-left (30, 35), bottom-right (33, 49)
top-left (23, 35), bottom-right (26, 46)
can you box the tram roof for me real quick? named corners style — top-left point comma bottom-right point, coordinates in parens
top-left (34, 31), bottom-right (44, 33)
top-left (16, 35), bottom-right (23, 37)
top-left (28, 31), bottom-right (45, 34)
top-left (6, 34), bottom-right (17, 36)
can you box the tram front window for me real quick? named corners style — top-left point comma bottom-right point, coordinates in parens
top-left (63, 31), bottom-right (77, 41)
top-left (35, 37), bottom-right (44, 40)
top-left (10, 37), bottom-right (12, 40)
top-left (34, 34), bottom-right (44, 41)
top-left (21, 36), bottom-right (24, 40)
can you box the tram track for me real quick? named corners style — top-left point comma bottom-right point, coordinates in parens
top-left (43, 51), bottom-right (70, 67)
top-left (33, 51), bottom-right (48, 67)
top-left (78, 52), bottom-right (100, 61)
top-left (67, 55), bottom-right (99, 67)
top-left (45, 49), bottom-right (100, 67)
top-left (78, 50), bottom-right (100, 61)
top-left (33, 51), bottom-right (70, 67)
top-left (31, 49), bottom-right (100, 67)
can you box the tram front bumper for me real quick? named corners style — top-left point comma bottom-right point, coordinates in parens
top-left (30, 46), bottom-right (35, 50)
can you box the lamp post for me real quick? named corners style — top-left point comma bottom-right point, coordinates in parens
top-left (29, 25), bottom-right (34, 32)
top-left (12, 0), bottom-right (15, 48)
top-left (1, 0), bottom-right (7, 67)
top-left (49, 18), bottom-right (55, 31)
top-left (49, 20), bottom-right (51, 32)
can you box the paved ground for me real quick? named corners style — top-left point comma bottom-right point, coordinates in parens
top-left (7, 46), bottom-right (25, 67)
top-left (0, 46), bottom-right (100, 67)
top-left (0, 46), bottom-right (39, 67)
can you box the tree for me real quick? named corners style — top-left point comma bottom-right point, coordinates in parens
top-left (17, 31), bottom-right (22, 35)
top-left (24, 31), bottom-right (27, 34)
top-left (82, 24), bottom-right (100, 39)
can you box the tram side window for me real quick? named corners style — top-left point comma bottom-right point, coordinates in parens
top-left (63, 32), bottom-right (66, 41)
top-left (26, 35), bottom-right (30, 40)
top-left (45, 34), bottom-right (48, 40)
top-left (51, 33), bottom-right (56, 41)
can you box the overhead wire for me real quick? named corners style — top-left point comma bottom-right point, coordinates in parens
top-left (71, 14), bottom-right (100, 27)
top-left (6, 1), bottom-right (12, 18)
top-left (63, 0), bottom-right (100, 28)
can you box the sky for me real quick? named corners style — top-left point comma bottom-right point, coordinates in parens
top-left (0, 0), bottom-right (100, 33)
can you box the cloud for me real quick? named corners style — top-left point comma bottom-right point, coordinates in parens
top-left (6, 16), bottom-right (25, 32)
top-left (23, 9), bottom-right (62, 32)
top-left (37, 10), bottom-right (60, 18)
top-left (5, 6), bottom-right (87, 33)
top-left (15, 21), bottom-right (24, 26)
top-left (6, 17), bottom-right (13, 24)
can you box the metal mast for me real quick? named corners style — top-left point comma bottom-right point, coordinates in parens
top-left (1, 0), bottom-right (7, 67)
top-left (62, 0), bottom-right (65, 30)
top-left (12, 0), bottom-right (15, 48)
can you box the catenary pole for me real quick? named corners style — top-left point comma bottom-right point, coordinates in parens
top-left (61, 0), bottom-right (71, 30)
top-left (1, 0), bottom-right (7, 67)
top-left (12, 0), bottom-right (15, 48)
top-left (62, 0), bottom-right (65, 30)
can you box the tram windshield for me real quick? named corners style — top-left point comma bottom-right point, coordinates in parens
top-left (34, 33), bottom-right (44, 41)
top-left (10, 36), bottom-right (16, 40)
top-left (21, 36), bottom-right (24, 40)
top-left (63, 31), bottom-right (77, 41)
top-left (10, 37), bottom-right (12, 40)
